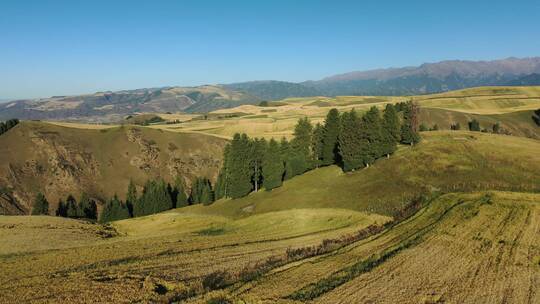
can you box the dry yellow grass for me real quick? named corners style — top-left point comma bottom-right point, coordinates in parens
top-left (0, 209), bottom-right (385, 303)
top-left (143, 86), bottom-right (540, 139)
top-left (208, 192), bottom-right (540, 304)
top-left (44, 121), bottom-right (117, 129)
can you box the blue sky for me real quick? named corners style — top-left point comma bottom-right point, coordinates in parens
top-left (1, 0), bottom-right (539, 99)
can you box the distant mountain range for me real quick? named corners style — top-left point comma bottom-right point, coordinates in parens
top-left (1, 57), bottom-right (539, 121)
top-left (230, 57), bottom-right (540, 99)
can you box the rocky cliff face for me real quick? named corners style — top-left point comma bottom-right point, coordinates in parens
top-left (0, 122), bottom-right (226, 215)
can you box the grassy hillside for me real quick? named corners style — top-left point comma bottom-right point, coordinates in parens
top-left (420, 108), bottom-right (540, 138)
top-left (0, 121), bottom-right (227, 214)
top-left (0, 208), bottom-right (385, 303)
top-left (150, 86), bottom-right (540, 139)
top-left (221, 191), bottom-right (540, 304)
top-left (1, 129), bottom-right (539, 303)
top-left (412, 86), bottom-right (540, 114)
top-left (181, 131), bottom-right (540, 218)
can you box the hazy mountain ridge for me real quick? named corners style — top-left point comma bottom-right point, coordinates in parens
top-left (2, 57), bottom-right (540, 121)
top-left (0, 85), bottom-right (261, 122)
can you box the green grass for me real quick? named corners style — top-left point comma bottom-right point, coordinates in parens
top-left (180, 131), bottom-right (540, 218)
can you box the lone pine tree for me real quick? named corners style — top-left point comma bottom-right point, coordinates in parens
top-left (400, 101), bottom-right (421, 145)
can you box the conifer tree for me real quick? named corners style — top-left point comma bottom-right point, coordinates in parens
top-left (381, 104), bottom-right (399, 157)
top-left (229, 133), bottom-right (253, 198)
top-left (312, 123), bottom-right (324, 168)
top-left (290, 117), bottom-right (313, 175)
top-left (200, 179), bottom-right (214, 205)
top-left (190, 177), bottom-right (214, 204)
top-left (66, 194), bottom-right (79, 218)
top-left (468, 119), bottom-right (481, 131)
top-left (249, 138), bottom-right (266, 192)
top-left (362, 106), bottom-right (384, 164)
top-left (214, 144), bottom-right (231, 199)
top-left (321, 108), bottom-right (340, 165)
top-left (400, 101), bottom-right (421, 145)
top-left (134, 179), bottom-right (173, 216)
top-left (533, 109), bottom-right (540, 126)
top-left (126, 180), bottom-right (137, 216)
top-left (78, 192), bottom-right (97, 219)
top-left (31, 192), bottom-right (49, 215)
top-left (262, 138), bottom-right (284, 190)
top-left (174, 176), bottom-right (188, 207)
top-left (279, 137), bottom-right (294, 181)
top-left (339, 110), bottom-right (364, 171)
top-left (214, 170), bottom-right (226, 200)
top-left (56, 199), bottom-right (67, 217)
top-left (100, 195), bottom-right (129, 223)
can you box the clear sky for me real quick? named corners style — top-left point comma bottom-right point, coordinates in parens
top-left (1, 0), bottom-right (539, 99)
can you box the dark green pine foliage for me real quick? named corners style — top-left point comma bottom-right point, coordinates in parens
top-left (262, 138), bottom-right (284, 190)
top-left (214, 170), bottom-right (226, 200)
top-left (190, 177), bottom-right (214, 205)
top-left (533, 109), bottom-right (540, 126)
top-left (56, 199), bottom-right (67, 217)
top-left (174, 176), bottom-right (188, 207)
top-left (279, 137), bottom-right (294, 181)
top-left (339, 110), bottom-right (363, 171)
top-left (79, 192), bottom-right (97, 219)
top-left (321, 108), bottom-right (341, 166)
top-left (228, 133), bottom-right (253, 198)
top-left (126, 180), bottom-right (137, 217)
top-left (468, 119), bottom-right (481, 131)
top-left (290, 117), bottom-right (313, 176)
top-left (381, 104), bottom-right (400, 157)
top-left (311, 123), bottom-right (324, 168)
top-left (214, 144), bottom-right (231, 199)
top-left (134, 179), bottom-right (173, 217)
top-left (249, 138), bottom-right (267, 192)
top-left (400, 101), bottom-right (421, 145)
top-left (100, 195), bottom-right (130, 223)
top-left (66, 194), bottom-right (79, 218)
top-left (31, 192), bottom-right (49, 215)
top-left (362, 106), bottom-right (385, 165)
top-left (0, 118), bottom-right (19, 136)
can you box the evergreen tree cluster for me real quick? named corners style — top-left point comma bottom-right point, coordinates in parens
top-left (216, 102), bottom-right (418, 198)
top-left (0, 118), bottom-right (19, 136)
top-left (54, 193), bottom-right (98, 220)
top-left (39, 174), bottom-right (213, 223)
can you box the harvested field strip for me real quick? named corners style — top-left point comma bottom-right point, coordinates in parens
top-left (226, 192), bottom-right (539, 303)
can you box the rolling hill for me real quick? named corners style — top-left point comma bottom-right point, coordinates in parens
top-left (2, 58), bottom-right (540, 123)
top-left (0, 130), bottom-right (539, 303)
top-left (151, 86), bottom-right (540, 140)
top-left (0, 85), bottom-right (261, 122)
top-left (0, 121), bottom-right (227, 215)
